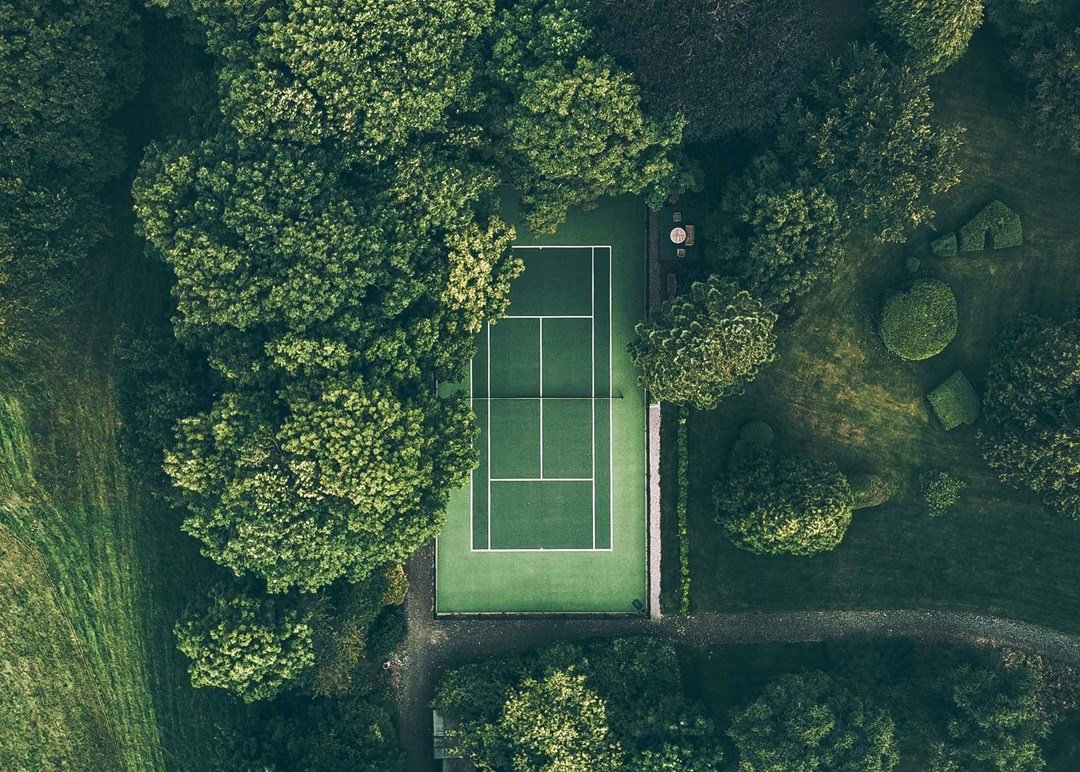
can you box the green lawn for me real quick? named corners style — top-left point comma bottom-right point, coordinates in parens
top-left (678, 26), bottom-right (1080, 635)
top-left (0, 335), bottom-right (235, 769)
top-left (436, 193), bottom-right (648, 613)
top-left (0, 11), bottom-right (238, 767)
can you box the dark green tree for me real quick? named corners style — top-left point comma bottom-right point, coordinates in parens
top-left (594, 0), bottom-right (819, 141)
top-left (629, 276), bottom-right (778, 409)
top-left (175, 582), bottom-right (316, 703)
top-left (433, 638), bottom-right (723, 771)
top-left (166, 383), bottom-right (476, 593)
top-left (925, 656), bottom-right (1052, 771)
top-left (487, 0), bottom-right (689, 234)
top-left (780, 44), bottom-right (963, 243)
top-left (981, 313), bottom-right (1080, 519)
top-left (0, 0), bottom-right (141, 352)
top-left (872, 0), bottom-right (984, 74)
top-left (991, 1), bottom-right (1080, 156)
top-left (709, 153), bottom-right (848, 308)
top-left (715, 446), bottom-right (855, 556)
top-left (210, 673), bottom-right (405, 771)
top-left (728, 671), bottom-right (899, 772)
top-left (115, 322), bottom-right (216, 496)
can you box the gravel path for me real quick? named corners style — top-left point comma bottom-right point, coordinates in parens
top-left (397, 540), bottom-right (1080, 771)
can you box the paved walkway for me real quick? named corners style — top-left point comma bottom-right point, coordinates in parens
top-left (396, 540), bottom-right (1080, 771)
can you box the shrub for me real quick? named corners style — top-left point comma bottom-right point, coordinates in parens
top-left (676, 406), bottom-right (691, 615)
top-left (927, 370), bottom-right (981, 430)
top-left (930, 232), bottom-right (957, 257)
top-left (919, 470), bottom-right (966, 516)
top-left (851, 473), bottom-right (893, 509)
top-left (629, 276), bottom-right (778, 409)
top-left (366, 605), bottom-right (407, 658)
top-left (879, 279), bottom-right (958, 360)
top-left (957, 200), bottom-right (1023, 251)
top-left (715, 446), bottom-right (855, 556)
top-left (872, 0), bottom-right (984, 75)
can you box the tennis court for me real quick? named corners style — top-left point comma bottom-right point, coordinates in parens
top-left (436, 194), bottom-right (648, 614)
top-left (471, 246), bottom-right (613, 551)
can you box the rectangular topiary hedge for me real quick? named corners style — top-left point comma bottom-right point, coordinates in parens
top-left (958, 200), bottom-right (1023, 251)
top-left (927, 370), bottom-right (981, 430)
top-left (676, 406), bottom-right (691, 615)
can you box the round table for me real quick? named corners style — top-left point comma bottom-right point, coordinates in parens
top-left (670, 226), bottom-right (687, 244)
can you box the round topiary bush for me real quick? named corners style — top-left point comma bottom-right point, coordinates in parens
top-left (714, 447), bottom-right (854, 556)
top-left (879, 279), bottom-right (958, 360)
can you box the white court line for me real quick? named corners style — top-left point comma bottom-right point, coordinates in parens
top-left (514, 245), bottom-right (613, 249)
top-left (491, 477), bottom-right (593, 483)
top-left (591, 246), bottom-right (596, 549)
top-left (469, 354), bottom-right (474, 549)
top-left (538, 317), bottom-right (544, 479)
top-left (486, 323), bottom-right (492, 551)
top-left (480, 548), bottom-right (615, 553)
top-left (608, 246), bottom-right (615, 550)
top-left (506, 314), bottom-right (592, 319)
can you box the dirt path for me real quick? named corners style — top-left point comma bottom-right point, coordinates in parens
top-left (397, 540), bottom-right (1080, 771)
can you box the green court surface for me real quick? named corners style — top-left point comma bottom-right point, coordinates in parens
top-left (436, 194), bottom-right (647, 613)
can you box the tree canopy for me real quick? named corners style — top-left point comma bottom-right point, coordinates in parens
top-left (0, 0), bottom-right (141, 352)
top-left (779, 44), bottom-right (963, 243)
top-left (594, 0), bottom-right (819, 141)
top-left (873, 0), bottom-right (984, 75)
top-left (433, 637), bottom-right (724, 770)
top-left (174, 582), bottom-right (316, 703)
top-left (729, 671), bottom-right (899, 772)
top-left (708, 153), bottom-right (848, 308)
top-left (487, 0), bottom-right (689, 234)
top-left (165, 383), bottom-right (475, 593)
top-left (629, 276), bottom-right (778, 409)
top-left (991, 1), bottom-right (1080, 156)
top-left (981, 313), bottom-right (1080, 520)
top-left (715, 445), bottom-right (855, 556)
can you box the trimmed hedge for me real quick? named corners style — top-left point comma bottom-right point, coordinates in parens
top-left (879, 279), bottom-right (958, 360)
top-left (676, 407), bottom-right (691, 615)
top-left (930, 232), bottom-right (957, 257)
top-left (958, 200), bottom-right (1023, 251)
top-left (927, 370), bottom-right (981, 430)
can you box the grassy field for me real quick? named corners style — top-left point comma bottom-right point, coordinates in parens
top-left (678, 23), bottom-right (1080, 636)
top-left (0, 331), bottom-right (237, 769)
top-left (0, 10), bottom-right (237, 769)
